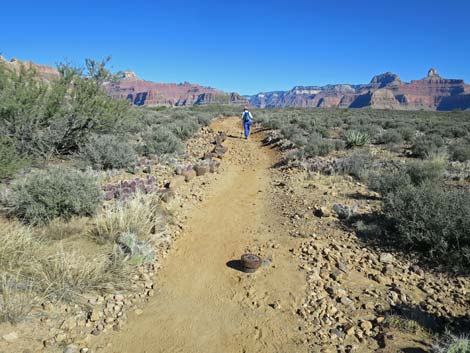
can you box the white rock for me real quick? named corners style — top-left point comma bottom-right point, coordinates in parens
top-left (2, 332), bottom-right (18, 342)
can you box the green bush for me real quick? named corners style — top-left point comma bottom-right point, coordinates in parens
top-left (376, 129), bottom-right (403, 145)
top-left (383, 181), bottom-right (470, 270)
top-left (397, 126), bottom-right (416, 142)
top-left (433, 335), bottom-right (470, 353)
top-left (369, 159), bottom-right (445, 196)
top-left (449, 138), bottom-right (470, 162)
top-left (0, 58), bottom-right (131, 158)
top-left (344, 130), bottom-right (370, 147)
top-left (405, 159), bottom-right (446, 185)
top-left (6, 166), bottom-right (102, 224)
top-left (411, 134), bottom-right (445, 158)
top-left (79, 134), bottom-right (137, 170)
top-left (339, 150), bottom-right (375, 179)
top-left (0, 137), bottom-right (29, 179)
top-left (140, 127), bottom-right (185, 156)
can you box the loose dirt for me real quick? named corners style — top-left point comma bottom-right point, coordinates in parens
top-left (97, 118), bottom-right (308, 353)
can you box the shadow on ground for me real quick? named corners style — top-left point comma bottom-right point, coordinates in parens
top-left (226, 260), bottom-right (245, 273)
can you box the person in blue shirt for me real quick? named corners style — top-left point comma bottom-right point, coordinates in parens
top-left (241, 106), bottom-right (254, 139)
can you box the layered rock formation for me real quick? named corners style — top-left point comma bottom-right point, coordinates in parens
top-left (0, 56), bottom-right (247, 107)
top-left (105, 71), bottom-right (247, 107)
top-left (247, 68), bottom-right (470, 111)
top-left (0, 55), bottom-right (59, 81)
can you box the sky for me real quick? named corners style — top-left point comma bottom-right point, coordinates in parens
top-left (1, 0), bottom-right (470, 94)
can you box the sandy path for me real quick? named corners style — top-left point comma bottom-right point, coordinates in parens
top-left (99, 118), bottom-right (307, 353)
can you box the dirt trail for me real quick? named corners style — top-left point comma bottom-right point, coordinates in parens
top-left (99, 118), bottom-right (307, 353)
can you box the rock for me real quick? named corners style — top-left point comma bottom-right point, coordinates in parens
top-left (63, 345), bottom-right (79, 353)
top-left (55, 332), bottom-right (67, 343)
top-left (89, 308), bottom-right (101, 322)
top-left (168, 175), bottom-right (186, 189)
top-left (194, 164), bottom-right (209, 176)
top-left (379, 253), bottom-right (394, 264)
top-left (376, 316), bottom-right (385, 324)
top-left (159, 189), bottom-right (175, 203)
top-left (182, 169), bottom-right (196, 182)
top-left (331, 269), bottom-right (344, 281)
top-left (314, 205), bottom-right (331, 218)
top-left (2, 332), bottom-right (18, 342)
top-left (80, 349), bottom-right (90, 353)
top-left (360, 320), bottom-right (373, 331)
top-left (135, 308), bottom-right (144, 316)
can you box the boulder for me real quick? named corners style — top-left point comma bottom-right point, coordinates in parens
top-left (194, 164), bottom-right (209, 176)
top-left (379, 253), bottom-right (394, 264)
top-left (182, 169), bottom-right (196, 182)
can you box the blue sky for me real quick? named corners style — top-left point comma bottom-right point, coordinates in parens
top-left (1, 0), bottom-right (469, 94)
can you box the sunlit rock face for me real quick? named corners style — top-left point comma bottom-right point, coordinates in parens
top-left (247, 69), bottom-right (470, 111)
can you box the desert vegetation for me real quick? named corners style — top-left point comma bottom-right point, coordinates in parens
top-left (0, 58), bottom-right (234, 328)
top-left (1, 58), bottom-right (469, 352)
top-left (255, 107), bottom-right (470, 273)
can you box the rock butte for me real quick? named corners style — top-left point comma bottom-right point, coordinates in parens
top-left (2, 56), bottom-right (469, 110)
top-left (247, 68), bottom-right (470, 111)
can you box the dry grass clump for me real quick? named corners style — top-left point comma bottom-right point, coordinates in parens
top-left (0, 273), bottom-right (39, 324)
top-left (383, 314), bottom-right (423, 334)
top-left (38, 216), bottom-right (90, 241)
top-left (0, 222), bottom-right (132, 322)
top-left (91, 192), bottom-right (164, 244)
top-left (32, 248), bottom-right (130, 302)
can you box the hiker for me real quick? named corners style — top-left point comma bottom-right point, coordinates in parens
top-left (241, 106), bottom-right (253, 139)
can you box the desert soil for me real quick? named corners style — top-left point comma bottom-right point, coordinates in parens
top-left (95, 117), bottom-right (308, 353)
top-left (88, 117), bottom-right (469, 353)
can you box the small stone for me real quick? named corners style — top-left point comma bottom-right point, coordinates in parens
top-left (360, 320), bottom-right (373, 331)
top-left (135, 308), bottom-right (144, 316)
top-left (314, 206), bottom-right (331, 218)
top-left (376, 316), bottom-right (385, 324)
top-left (89, 308), bottom-right (101, 322)
top-left (114, 294), bottom-right (124, 302)
top-left (63, 344), bottom-right (79, 353)
top-left (2, 332), bottom-right (18, 342)
top-left (379, 253), bottom-right (394, 264)
top-left (80, 348), bottom-right (90, 353)
top-left (55, 332), bottom-right (67, 343)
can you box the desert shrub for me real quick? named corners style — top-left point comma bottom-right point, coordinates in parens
top-left (79, 134), bottom-right (137, 170)
top-left (449, 138), bottom-right (470, 162)
top-left (0, 58), bottom-right (131, 158)
top-left (368, 169), bottom-right (411, 196)
top-left (6, 166), bottom-right (102, 224)
top-left (281, 125), bottom-right (306, 144)
top-left (411, 134), bottom-right (446, 158)
top-left (197, 113), bottom-right (213, 126)
top-left (433, 334), bottom-right (470, 353)
top-left (338, 150), bottom-right (375, 179)
top-left (300, 133), bottom-right (332, 157)
top-left (376, 129), bottom-right (403, 145)
top-left (383, 182), bottom-right (470, 269)
top-left (169, 119), bottom-right (200, 140)
top-left (140, 127), bottom-right (184, 156)
top-left (343, 130), bottom-right (370, 147)
top-left (405, 159), bottom-right (446, 185)
top-left (0, 137), bottom-right (29, 179)
top-left (369, 159), bottom-right (445, 196)
top-left (397, 126), bottom-right (416, 142)
top-left (116, 232), bottom-right (155, 265)
top-left (91, 192), bottom-right (164, 244)
top-left (383, 314), bottom-right (422, 333)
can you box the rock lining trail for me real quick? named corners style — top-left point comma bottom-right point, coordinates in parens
top-left (98, 118), bottom-right (308, 353)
